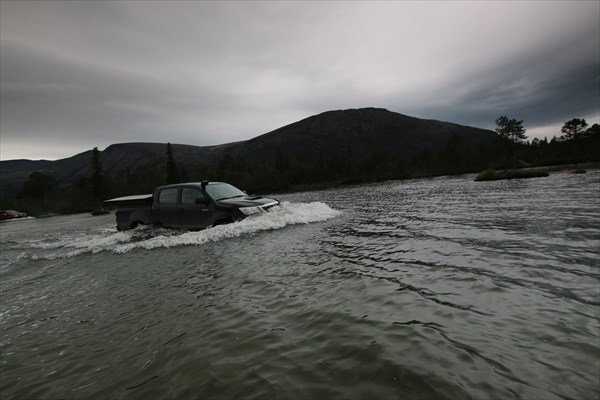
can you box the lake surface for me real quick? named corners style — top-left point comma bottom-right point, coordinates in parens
top-left (1, 172), bottom-right (599, 400)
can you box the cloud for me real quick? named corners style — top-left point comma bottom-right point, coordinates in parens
top-left (1, 1), bottom-right (598, 159)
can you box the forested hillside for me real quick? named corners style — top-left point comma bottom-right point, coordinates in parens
top-left (2, 108), bottom-right (599, 216)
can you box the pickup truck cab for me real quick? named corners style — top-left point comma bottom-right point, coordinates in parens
top-left (105, 181), bottom-right (279, 231)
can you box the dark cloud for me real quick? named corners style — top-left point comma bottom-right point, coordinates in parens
top-left (1, 1), bottom-right (598, 159)
top-left (417, 58), bottom-right (600, 132)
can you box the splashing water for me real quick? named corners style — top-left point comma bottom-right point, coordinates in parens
top-left (10, 202), bottom-right (341, 260)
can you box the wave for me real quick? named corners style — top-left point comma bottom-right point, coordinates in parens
top-left (17, 202), bottom-right (341, 259)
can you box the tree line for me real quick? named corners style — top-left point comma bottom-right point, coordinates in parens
top-left (495, 116), bottom-right (594, 144)
top-left (4, 118), bottom-right (599, 217)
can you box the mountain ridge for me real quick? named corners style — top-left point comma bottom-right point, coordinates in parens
top-left (1, 108), bottom-right (498, 198)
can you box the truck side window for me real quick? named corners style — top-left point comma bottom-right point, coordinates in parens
top-left (158, 188), bottom-right (178, 204)
top-left (182, 188), bottom-right (205, 204)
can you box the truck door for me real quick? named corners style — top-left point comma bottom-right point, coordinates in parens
top-left (154, 187), bottom-right (180, 227)
top-left (180, 187), bottom-right (213, 229)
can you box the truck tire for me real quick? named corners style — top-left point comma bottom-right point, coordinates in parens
top-left (212, 219), bottom-right (234, 227)
top-left (131, 221), bottom-right (144, 229)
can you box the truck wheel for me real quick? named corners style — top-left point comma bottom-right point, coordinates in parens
top-left (131, 221), bottom-right (144, 229)
top-left (212, 219), bottom-right (233, 227)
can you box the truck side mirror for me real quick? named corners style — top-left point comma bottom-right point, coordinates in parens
top-left (195, 197), bottom-right (208, 205)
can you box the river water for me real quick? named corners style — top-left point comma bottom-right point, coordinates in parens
top-left (1, 172), bottom-right (599, 400)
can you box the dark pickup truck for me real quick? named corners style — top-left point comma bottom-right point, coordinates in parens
top-left (105, 181), bottom-right (279, 231)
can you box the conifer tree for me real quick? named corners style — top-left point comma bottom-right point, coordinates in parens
top-left (560, 118), bottom-right (588, 141)
top-left (91, 147), bottom-right (107, 200)
top-left (19, 171), bottom-right (57, 206)
top-left (495, 116), bottom-right (527, 143)
top-left (166, 143), bottom-right (180, 184)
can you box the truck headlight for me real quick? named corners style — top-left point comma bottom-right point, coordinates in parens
top-left (239, 206), bottom-right (262, 216)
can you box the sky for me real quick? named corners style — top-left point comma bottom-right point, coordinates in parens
top-left (1, 1), bottom-right (599, 161)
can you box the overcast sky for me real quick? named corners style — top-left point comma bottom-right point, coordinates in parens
top-left (1, 1), bottom-right (599, 160)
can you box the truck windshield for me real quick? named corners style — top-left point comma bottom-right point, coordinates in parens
top-left (205, 183), bottom-right (246, 201)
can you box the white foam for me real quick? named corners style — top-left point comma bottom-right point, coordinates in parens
top-left (28, 231), bottom-right (132, 250)
top-left (19, 202), bottom-right (341, 259)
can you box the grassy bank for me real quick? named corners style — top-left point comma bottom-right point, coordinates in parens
top-left (540, 161), bottom-right (600, 173)
top-left (475, 162), bottom-right (600, 182)
top-left (475, 168), bottom-right (549, 182)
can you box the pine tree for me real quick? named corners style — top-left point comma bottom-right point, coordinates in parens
top-left (19, 171), bottom-right (57, 206)
top-left (495, 116), bottom-right (527, 143)
top-left (166, 143), bottom-right (180, 184)
top-left (560, 118), bottom-right (588, 141)
top-left (91, 147), bottom-right (107, 200)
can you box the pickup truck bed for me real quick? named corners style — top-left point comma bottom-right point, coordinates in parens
top-left (104, 194), bottom-right (153, 207)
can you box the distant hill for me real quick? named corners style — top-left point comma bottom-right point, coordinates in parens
top-left (229, 107), bottom-right (495, 162)
top-left (1, 108), bottom-right (499, 199)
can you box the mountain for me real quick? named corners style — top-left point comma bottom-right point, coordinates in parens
top-left (1, 108), bottom-right (498, 199)
top-left (229, 107), bottom-right (494, 162)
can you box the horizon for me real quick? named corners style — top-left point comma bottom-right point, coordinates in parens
top-left (2, 108), bottom-right (597, 162)
top-left (1, 1), bottom-right (599, 161)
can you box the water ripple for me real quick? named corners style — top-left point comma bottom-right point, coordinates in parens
top-left (1, 172), bottom-right (598, 400)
